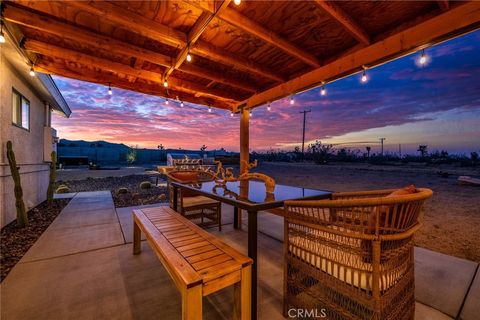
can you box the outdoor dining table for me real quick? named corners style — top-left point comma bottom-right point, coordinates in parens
top-left (170, 180), bottom-right (332, 319)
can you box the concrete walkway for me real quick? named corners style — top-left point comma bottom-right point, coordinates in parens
top-left (1, 192), bottom-right (479, 319)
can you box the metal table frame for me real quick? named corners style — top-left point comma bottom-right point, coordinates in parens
top-left (171, 181), bottom-right (331, 319)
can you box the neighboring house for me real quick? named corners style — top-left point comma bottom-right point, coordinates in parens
top-left (0, 25), bottom-right (71, 228)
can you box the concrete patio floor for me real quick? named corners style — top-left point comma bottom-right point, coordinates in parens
top-left (1, 192), bottom-right (479, 319)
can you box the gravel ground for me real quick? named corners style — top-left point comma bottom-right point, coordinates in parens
top-left (0, 199), bottom-right (70, 282)
top-left (56, 175), bottom-right (169, 208)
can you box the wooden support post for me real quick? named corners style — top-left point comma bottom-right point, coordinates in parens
top-left (182, 285), bottom-right (202, 320)
top-left (133, 221), bottom-right (141, 255)
top-left (240, 108), bottom-right (250, 174)
top-left (234, 265), bottom-right (252, 320)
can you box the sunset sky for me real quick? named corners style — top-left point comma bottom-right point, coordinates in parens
top-left (52, 30), bottom-right (480, 155)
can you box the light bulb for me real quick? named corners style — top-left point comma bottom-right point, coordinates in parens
top-left (208, 107), bottom-right (212, 112)
top-left (29, 67), bottom-right (35, 77)
top-left (249, 111), bottom-right (252, 117)
top-left (180, 101), bottom-right (184, 107)
top-left (419, 50), bottom-right (427, 65)
top-left (165, 99), bottom-right (169, 105)
top-left (234, 0), bottom-right (241, 5)
top-left (290, 96), bottom-right (295, 105)
top-left (267, 104), bottom-right (271, 111)
top-left (108, 83), bottom-right (112, 95)
top-left (230, 112), bottom-right (234, 117)
top-left (361, 70), bottom-right (368, 83)
top-left (186, 53), bottom-right (192, 62)
top-left (320, 86), bottom-right (326, 96)
top-left (163, 80), bottom-right (168, 88)
top-left (0, 32), bottom-right (5, 44)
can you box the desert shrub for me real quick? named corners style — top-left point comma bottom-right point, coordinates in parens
top-left (139, 181), bottom-right (152, 189)
top-left (56, 185), bottom-right (71, 194)
top-left (117, 187), bottom-right (128, 194)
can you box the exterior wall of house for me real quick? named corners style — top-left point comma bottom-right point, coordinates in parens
top-left (0, 57), bottom-right (51, 228)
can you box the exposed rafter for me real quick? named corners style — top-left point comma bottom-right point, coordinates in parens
top-left (437, 0), bottom-right (450, 12)
top-left (24, 39), bottom-right (242, 102)
top-left (164, 0), bottom-right (231, 80)
top-left (3, 4), bottom-right (258, 93)
top-left (234, 1), bottom-right (480, 112)
top-left (58, 0), bottom-right (285, 83)
top-left (313, 0), bottom-right (370, 46)
top-left (34, 62), bottom-right (230, 109)
top-left (185, 0), bottom-right (321, 68)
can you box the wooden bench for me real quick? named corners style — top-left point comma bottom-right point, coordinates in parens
top-left (133, 206), bottom-right (252, 320)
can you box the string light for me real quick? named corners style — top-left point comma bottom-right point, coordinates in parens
top-left (163, 80), bottom-right (168, 88)
top-left (29, 66), bottom-right (35, 77)
top-left (249, 110), bottom-right (252, 117)
top-left (230, 112), bottom-right (234, 117)
top-left (186, 46), bottom-right (192, 62)
top-left (165, 98), bottom-right (169, 105)
top-left (108, 83), bottom-right (112, 95)
top-left (180, 101), bottom-right (184, 107)
top-left (361, 69), bottom-right (368, 83)
top-left (208, 106), bottom-right (212, 112)
top-left (0, 22), bottom-right (5, 44)
top-left (234, 0), bottom-right (241, 5)
top-left (290, 96), bottom-right (295, 105)
top-left (267, 103), bottom-right (271, 111)
top-left (419, 49), bottom-right (427, 65)
top-left (320, 84), bottom-right (326, 96)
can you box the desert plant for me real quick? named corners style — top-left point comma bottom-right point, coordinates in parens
top-left (418, 145), bottom-right (428, 157)
top-left (47, 151), bottom-right (57, 207)
top-left (139, 181), bottom-right (152, 189)
top-left (55, 185), bottom-right (71, 194)
top-left (117, 187), bottom-right (129, 194)
top-left (126, 145), bottom-right (137, 164)
top-left (6, 141), bottom-right (28, 227)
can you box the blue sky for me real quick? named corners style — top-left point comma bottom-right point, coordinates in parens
top-left (52, 30), bottom-right (480, 155)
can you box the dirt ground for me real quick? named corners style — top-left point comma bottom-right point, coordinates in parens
top-left (255, 162), bottom-right (480, 263)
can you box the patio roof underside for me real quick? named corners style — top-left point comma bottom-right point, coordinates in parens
top-left (4, 0), bottom-right (480, 112)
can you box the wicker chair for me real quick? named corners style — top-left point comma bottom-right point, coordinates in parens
top-left (165, 170), bottom-right (222, 231)
top-left (283, 188), bottom-right (433, 320)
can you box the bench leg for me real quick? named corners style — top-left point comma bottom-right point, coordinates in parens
top-left (182, 285), bottom-right (202, 320)
top-left (233, 265), bottom-right (251, 320)
top-left (133, 222), bottom-right (141, 255)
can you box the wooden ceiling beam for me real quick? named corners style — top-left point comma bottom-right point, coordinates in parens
top-left (313, 0), bottom-right (370, 46)
top-left (164, 0), bottom-right (231, 80)
top-left (185, 0), bottom-right (321, 68)
top-left (437, 1), bottom-right (450, 12)
top-left (3, 4), bottom-right (257, 93)
top-left (233, 1), bottom-right (480, 112)
top-left (34, 62), bottom-right (230, 110)
top-left (58, 0), bottom-right (284, 83)
top-left (24, 39), bottom-right (242, 102)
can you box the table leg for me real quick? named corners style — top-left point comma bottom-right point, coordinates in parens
top-left (234, 207), bottom-right (239, 229)
top-left (248, 210), bottom-right (258, 320)
top-left (173, 186), bottom-right (178, 212)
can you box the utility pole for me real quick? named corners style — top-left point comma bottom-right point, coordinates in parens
top-left (299, 110), bottom-right (311, 161)
top-left (379, 138), bottom-right (386, 156)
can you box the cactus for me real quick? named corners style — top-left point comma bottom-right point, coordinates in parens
top-left (139, 181), bottom-right (152, 189)
top-left (47, 151), bottom-right (57, 207)
top-left (117, 187), bottom-right (128, 194)
top-left (55, 185), bottom-right (71, 194)
top-left (6, 141), bottom-right (28, 227)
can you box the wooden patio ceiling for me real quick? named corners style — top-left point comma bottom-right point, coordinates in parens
top-left (3, 1), bottom-right (480, 112)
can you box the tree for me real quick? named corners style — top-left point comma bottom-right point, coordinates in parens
top-left (418, 145), bottom-right (428, 157)
top-left (126, 145), bottom-right (137, 164)
top-left (366, 146), bottom-right (371, 157)
top-left (200, 145), bottom-right (207, 152)
top-left (157, 144), bottom-right (164, 150)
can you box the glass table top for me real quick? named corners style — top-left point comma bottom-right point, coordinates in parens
top-left (181, 180), bottom-right (331, 207)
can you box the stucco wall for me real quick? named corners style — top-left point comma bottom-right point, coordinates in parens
top-left (0, 54), bottom-right (50, 228)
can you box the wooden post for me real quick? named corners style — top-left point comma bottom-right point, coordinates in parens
top-left (240, 108), bottom-right (249, 174)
